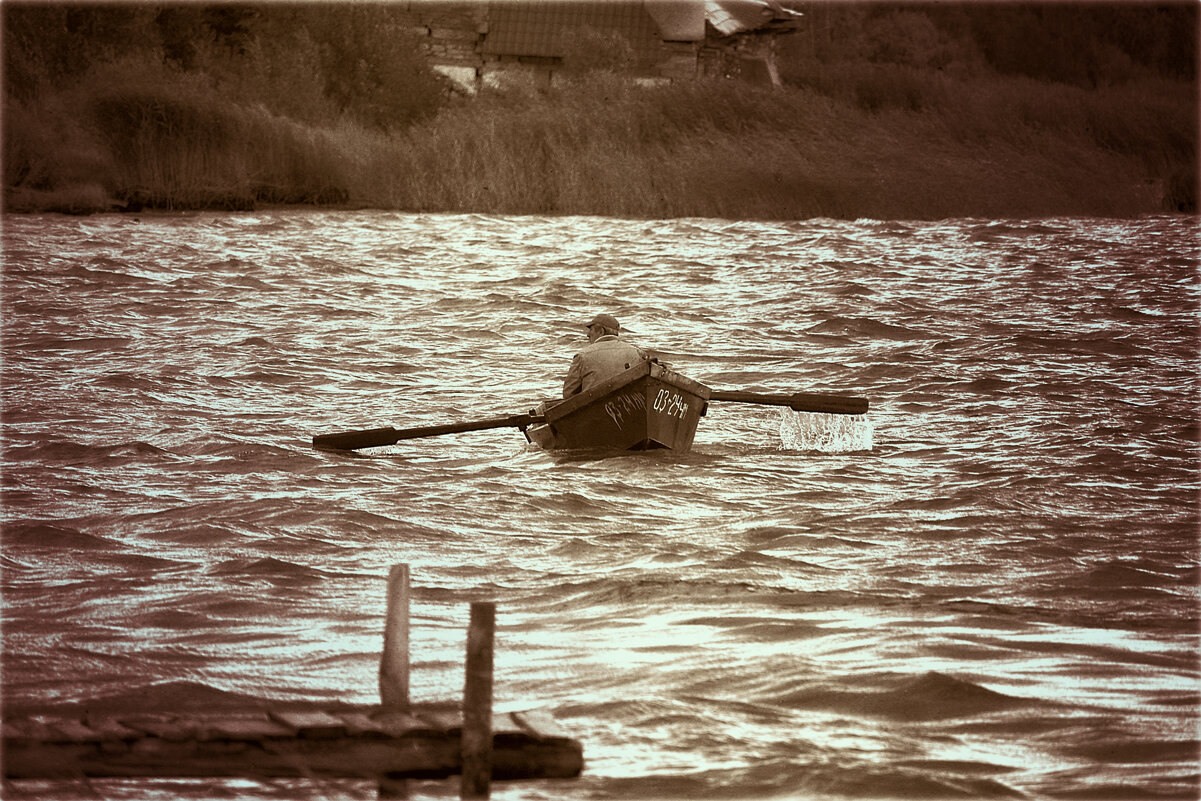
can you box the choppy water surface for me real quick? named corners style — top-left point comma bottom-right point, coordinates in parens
top-left (2, 211), bottom-right (1198, 800)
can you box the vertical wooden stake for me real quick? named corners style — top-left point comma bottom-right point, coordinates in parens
top-left (379, 564), bottom-right (410, 710)
top-left (379, 565), bottom-right (412, 799)
top-left (378, 774), bottom-right (409, 800)
top-left (461, 601), bottom-right (495, 800)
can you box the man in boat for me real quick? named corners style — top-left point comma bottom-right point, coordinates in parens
top-left (562, 313), bottom-right (648, 398)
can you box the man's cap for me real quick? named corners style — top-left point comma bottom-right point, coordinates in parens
top-left (587, 313), bottom-right (620, 330)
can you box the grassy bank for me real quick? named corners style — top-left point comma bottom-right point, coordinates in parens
top-left (382, 72), bottom-right (1193, 219)
top-left (4, 59), bottom-right (1195, 220)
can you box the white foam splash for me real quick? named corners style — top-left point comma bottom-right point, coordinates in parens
top-left (778, 409), bottom-right (874, 452)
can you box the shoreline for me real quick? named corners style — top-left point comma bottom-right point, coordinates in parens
top-left (3, 198), bottom-right (1190, 223)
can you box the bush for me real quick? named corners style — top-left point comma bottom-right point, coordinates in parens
top-left (3, 93), bottom-right (117, 210)
top-left (560, 27), bottom-right (637, 76)
top-left (18, 58), bottom-right (363, 210)
top-left (300, 5), bottom-right (450, 130)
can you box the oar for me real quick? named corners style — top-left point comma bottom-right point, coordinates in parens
top-left (709, 390), bottom-right (869, 415)
top-left (313, 413), bottom-right (544, 451)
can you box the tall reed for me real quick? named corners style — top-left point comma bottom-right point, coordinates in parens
top-left (4, 64), bottom-right (1192, 218)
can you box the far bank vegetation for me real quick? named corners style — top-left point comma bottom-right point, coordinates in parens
top-left (3, 2), bottom-right (1196, 219)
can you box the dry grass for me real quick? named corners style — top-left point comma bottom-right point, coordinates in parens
top-left (4, 64), bottom-right (1194, 218)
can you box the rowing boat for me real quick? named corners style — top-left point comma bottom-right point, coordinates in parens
top-left (524, 361), bottom-right (711, 452)
top-left (310, 364), bottom-right (866, 453)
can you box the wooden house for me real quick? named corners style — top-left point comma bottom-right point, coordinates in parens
top-left (396, 0), bottom-right (803, 91)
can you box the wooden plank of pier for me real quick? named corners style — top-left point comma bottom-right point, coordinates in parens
top-left (3, 702), bottom-right (583, 781)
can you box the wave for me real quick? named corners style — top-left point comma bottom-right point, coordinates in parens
top-left (516, 576), bottom-right (772, 613)
top-left (18, 335), bottom-right (134, 352)
top-left (807, 315), bottom-right (935, 341)
top-left (1077, 560), bottom-right (1182, 590)
top-left (678, 617), bottom-right (827, 643)
top-left (589, 763), bottom-right (1021, 801)
top-left (1066, 735), bottom-right (1201, 765)
top-left (20, 680), bottom-right (273, 717)
top-left (5, 439), bottom-right (173, 467)
top-left (777, 671), bottom-right (1033, 722)
top-left (127, 608), bottom-right (213, 630)
top-left (1010, 332), bottom-right (1154, 358)
top-left (61, 263), bottom-right (156, 286)
top-left (833, 281), bottom-right (877, 297)
top-left (1, 522), bottom-right (117, 550)
top-left (207, 557), bottom-right (331, 585)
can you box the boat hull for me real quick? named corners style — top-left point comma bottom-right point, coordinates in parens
top-left (526, 361), bottom-right (710, 452)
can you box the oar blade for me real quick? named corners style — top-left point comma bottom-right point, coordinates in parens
top-left (789, 393), bottom-right (869, 415)
top-left (313, 426), bottom-right (399, 451)
top-left (708, 389), bottom-right (869, 415)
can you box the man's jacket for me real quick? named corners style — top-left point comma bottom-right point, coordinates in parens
top-left (562, 336), bottom-right (647, 398)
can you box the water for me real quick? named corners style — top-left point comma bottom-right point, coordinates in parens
top-left (2, 211), bottom-right (1198, 800)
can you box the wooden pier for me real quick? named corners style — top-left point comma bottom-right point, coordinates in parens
top-left (2, 703), bottom-right (582, 783)
top-left (2, 565), bottom-right (583, 798)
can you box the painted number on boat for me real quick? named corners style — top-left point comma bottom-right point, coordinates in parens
top-left (604, 392), bottom-right (646, 428)
top-left (653, 390), bottom-right (689, 419)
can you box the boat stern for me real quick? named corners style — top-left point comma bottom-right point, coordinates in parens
top-left (529, 361), bottom-right (710, 452)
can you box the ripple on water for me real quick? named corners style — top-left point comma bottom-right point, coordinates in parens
top-left (1, 212), bottom-right (1196, 801)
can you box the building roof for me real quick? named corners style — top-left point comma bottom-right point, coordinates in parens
top-left (645, 1), bottom-right (707, 41)
top-left (481, 1), bottom-right (665, 59)
top-left (704, 0), bottom-right (802, 36)
top-left (480, 0), bottom-right (801, 59)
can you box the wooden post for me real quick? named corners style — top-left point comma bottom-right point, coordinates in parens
top-left (461, 602), bottom-right (495, 800)
top-left (380, 564), bottom-right (410, 709)
top-left (379, 565), bottom-right (412, 799)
